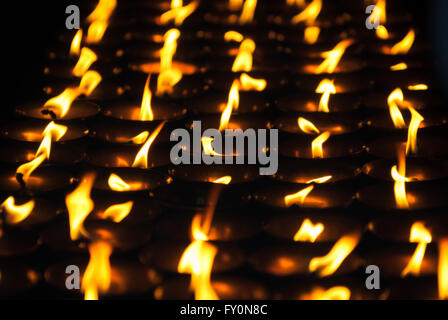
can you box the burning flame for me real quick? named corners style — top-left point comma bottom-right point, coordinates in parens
top-left (130, 131), bottom-right (150, 144)
top-left (212, 176), bottom-right (232, 184)
top-left (132, 121), bottom-right (166, 169)
top-left (72, 47), bottom-right (98, 77)
top-left (387, 88), bottom-right (406, 129)
top-left (160, 0), bottom-right (199, 26)
top-left (43, 88), bottom-right (80, 119)
top-left (391, 165), bottom-right (410, 210)
top-left (300, 286), bottom-right (351, 300)
top-left (401, 222), bottom-right (432, 277)
top-left (286, 0), bottom-right (306, 7)
top-left (406, 107), bottom-right (424, 155)
top-left (100, 201), bottom-right (133, 223)
top-left (82, 241), bottom-right (113, 300)
top-left (294, 218), bottom-right (324, 243)
top-left (315, 79), bottom-right (336, 113)
top-left (284, 186), bottom-right (314, 207)
top-left (229, 0), bottom-right (244, 10)
top-left (438, 239), bottom-right (448, 300)
top-left (66, 172), bottom-right (96, 241)
top-left (86, 20), bottom-right (109, 44)
top-left (16, 122), bottom-right (68, 183)
top-left (390, 62), bottom-right (408, 71)
top-left (309, 233), bottom-right (360, 277)
top-left (291, 0), bottom-right (322, 25)
top-left (298, 117), bottom-right (320, 134)
top-left (1, 196), bottom-right (35, 224)
top-left (157, 29), bottom-right (182, 95)
top-left (371, 0), bottom-right (387, 25)
top-left (408, 84), bottom-right (428, 91)
top-left (239, 73), bottom-right (266, 91)
top-left (298, 117), bottom-right (330, 158)
top-left (239, 0), bottom-right (257, 24)
top-left (70, 30), bottom-right (83, 56)
top-left (232, 39), bottom-right (255, 72)
top-left (219, 80), bottom-right (240, 131)
top-left (376, 25), bottom-right (389, 40)
top-left (224, 31), bottom-right (244, 42)
top-left (314, 39), bottom-right (354, 74)
top-left (78, 70), bottom-right (102, 96)
top-left (304, 26), bottom-right (321, 44)
top-left (140, 74), bottom-right (154, 121)
top-left (307, 176), bottom-right (332, 184)
top-left (387, 29), bottom-right (415, 55)
top-left (87, 0), bottom-right (117, 22)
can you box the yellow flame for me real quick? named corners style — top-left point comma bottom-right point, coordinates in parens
top-left (16, 154), bottom-right (46, 183)
top-left (43, 88), bottom-right (81, 119)
top-left (70, 30), bottom-right (83, 56)
top-left (376, 25), bottom-right (389, 39)
top-left (86, 20), bottom-right (109, 44)
top-left (1, 196), bottom-right (35, 224)
top-left (212, 176), bottom-right (232, 185)
top-left (284, 185), bottom-right (314, 207)
top-left (130, 131), bottom-right (150, 144)
top-left (309, 233), bottom-right (360, 277)
top-left (315, 39), bottom-right (354, 74)
top-left (157, 29), bottom-right (182, 95)
top-left (306, 176), bottom-right (332, 184)
top-left (294, 218), bottom-right (324, 243)
top-left (229, 0), bottom-right (244, 10)
top-left (82, 241), bottom-right (113, 300)
top-left (72, 47), bottom-right (98, 77)
top-left (438, 239), bottom-right (448, 300)
top-left (140, 74), bottom-right (154, 121)
top-left (78, 70), bottom-right (102, 96)
top-left (66, 172), bottom-right (96, 241)
top-left (232, 39), bottom-right (255, 72)
top-left (401, 222), bottom-right (432, 277)
top-left (87, 0), bottom-right (117, 22)
top-left (300, 286), bottom-right (351, 300)
top-left (286, 0), bottom-right (306, 6)
top-left (388, 29), bottom-right (415, 55)
top-left (370, 0), bottom-right (387, 25)
top-left (100, 201), bottom-right (133, 223)
top-left (239, 0), bottom-right (257, 24)
top-left (219, 80), bottom-right (240, 131)
top-left (406, 107), bottom-right (424, 155)
top-left (391, 165), bottom-right (411, 209)
top-left (298, 117), bottom-right (320, 134)
top-left (315, 79), bottom-right (336, 113)
top-left (132, 122), bottom-right (166, 169)
top-left (224, 31), bottom-right (244, 42)
top-left (408, 84), bottom-right (428, 91)
top-left (304, 26), bottom-right (321, 44)
top-left (239, 73), bottom-right (266, 91)
top-left (160, 0), bottom-right (199, 26)
top-left (387, 88), bottom-right (406, 129)
top-left (390, 62), bottom-right (408, 71)
top-left (312, 132), bottom-right (331, 159)
top-left (291, 0), bottom-right (322, 25)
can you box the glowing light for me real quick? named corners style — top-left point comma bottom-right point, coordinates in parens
top-left (1, 196), bottom-right (35, 224)
top-left (132, 121), bottom-right (166, 169)
top-left (315, 79), bottom-right (336, 113)
top-left (72, 47), bottom-right (98, 77)
top-left (406, 107), bottom-right (424, 155)
top-left (219, 80), bottom-right (240, 131)
top-left (391, 165), bottom-right (411, 210)
top-left (239, 73), bottom-right (266, 91)
top-left (401, 222), bottom-right (432, 277)
top-left (294, 218), bottom-right (324, 243)
top-left (314, 39), bottom-right (354, 74)
top-left (100, 201), bottom-right (133, 223)
top-left (70, 30), bottom-right (83, 56)
top-left (387, 88), bottom-right (406, 129)
top-left (291, 0), bottom-right (322, 25)
top-left (140, 74), bottom-right (154, 121)
top-left (390, 62), bottom-right (408, 71)
top-left (82, 241), bottom-right (113, 300)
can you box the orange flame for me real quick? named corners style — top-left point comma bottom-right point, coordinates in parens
top-left (130, 131), bottom-right (150, 144)
top-left (66, 172), bottom-right (96, 241)
top-left (43, 88), bottom-right (80, 119)
top-left (239, 0), bottom-right (258, 24)
top-left (312, 132), bottom-right (331, 159)
top-left (300, 286), bottom-right (351, 300)
top-left (239, 73), bottom-right (266, 91)
top-left (309, 233), bottom-right (360, 277)
top-left (406, 107), bottom-right (424, 155)
top-left (107, 173), bottom-right (143, 192)
top-left (387, 88), bottom-right (406, 128)
top-left (212, 176), bottom-right (232, 184)
top-left (160, 0), bottom-right (199, 26)
top-left (70, 30), bottom-right (83, 56)
top-left (304, 26), bottom-right (321, 44)
top-left (82, 241), bottom-right (113, 300)
top-left (294, 218), bottom-right (324, 243)
top-left (391, 165), bottom-right (411, 209)
top-left (100, 201), bottom-right (133, 223)
top-left (291, 0), bottom-right (322, 25)
top-left (298, 117), bottom-right (320, 134)
top-left (306, 176), bottom-right (332, 184)
top-left (132, 122), bottom-right (166, 169)
top-left (140, 74), bottom-right (154, 121)
top-left (86, 20), bottom-right (109, 44)
top-left (401, 222), bottom-right (432, 277)
top-left (286, 0), bottom-right (306, 7)
top-left (408, 84), bottom-right (428, 91)
top-left (72, 47), bottom-right (98, 77)
top-left (390, 62), bottom-right (408, 71)
top-left (87, 0), bottom-right (117, 22)
top-left (78, 70), bottom-right (102, 96)
top-left (229, 0), bottom-right (244, 10)
top-left (438, 239), bottom-right (448, 300)
top-left (157, 29), bottom-right (182, 95)
top-left (1, 196), bottom-right (35, 224)
top-left (224, 31), bottom-right (244, 42)
top-left (219, 80), bottom-right (240, 131)
top-left (376, 25), bottom-right (389, 40)
top-left (232, 39), bottom-right (255, 72)
top-left (315, 79), bottom-right (336, 113)
top-left (314, 39), bottom-right (354, 74)
top-left (387, 29), bottom-right (415, 55)
top-left (284, 185), bottom-right (314, 207)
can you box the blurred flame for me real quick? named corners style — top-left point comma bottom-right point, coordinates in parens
top-left (387, 29), bottom-right (415, 55)
top-left (312, 132), bottom-right (331, 159)
top-left (298, 117), bottom-right (320, 134)
top-left (232, 39), bottom-right (255, 72)
top-left (438, 239), bottom-right (448, 300)
top-left (78, 70), bottom-right (102, 96)
top-left (306, 176), bottom-right (332, 184)
top-left (100, 201), bottom-right (133, 223)
top-left (160, 0), bottom-right (199, 26)
top-left (15, 154), bottom-right (46, 184)
top-left (107, 173), bottom-right (144, 192)
top-left (370, 0), bottom-right (386, 25)
top-left (132, 121), bottom-right (166, 169)
top-left (212, 176), bottom-right (232, 184)
top-left (239, 0), bottom-right (257, 24)
top-left (70, 30), bottom-right (83, 56)
top-left (1, 196), bottom-right (35, 224)
top-left (130, 131), bottom-right (150, 144)
top-left (408, 84), bottom-right (428, 91)
top-left (239, 73), bottom-right (266, 91)
top-left (157, 29), bottom-right (182, 95)
top-left (224, 31), bottom-right (244, 42)
top-left (309, 233), bottom-right (360, 277)
top-left (391, 165), bottom-right (410, 209)
top-left (315, 39), bottom-right (354, 74)
top-left (304, 26), bottom-right (321, 44)
top-left (294, 218), bottom-right (324, 243)
top-left (140, 74), bottom-right (154, 121)
top-left (300, 286), bottom-right (351, 300)
top-left (82, 241), bottom-right (113, 300)
top-left (284, 185), bottom-right (314, 207)
top-left (387, 88), bottom-right (406, 128)
top-left (406, 107), bottom-right (424, 155)
top-left (43, 88), bottom-right (80, 118)
top-left (401, 222), bottom-right (432, 277)
top-left (86, 20), bottom-right (109, 44)
top-left (72, 47), bottom-right (98, 77)
top-left (87, 0), bottom-right (116, 22)
top-left (390, 62), bottom-right (407, 71)
top-left (286, 0), bottom-right (306, 6)
top-left (66, 172), bottom-right (96, 241)
top-left (376, 25), bottom-right (389, 39)
top-left (315, 79), bottom-right (336, 113)
top-left (229, 0), bottom-right (244, 10)
top-left (219, 80), bottom-right (240, 131)
top-left (291, 0), bottom-right (322, 25)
